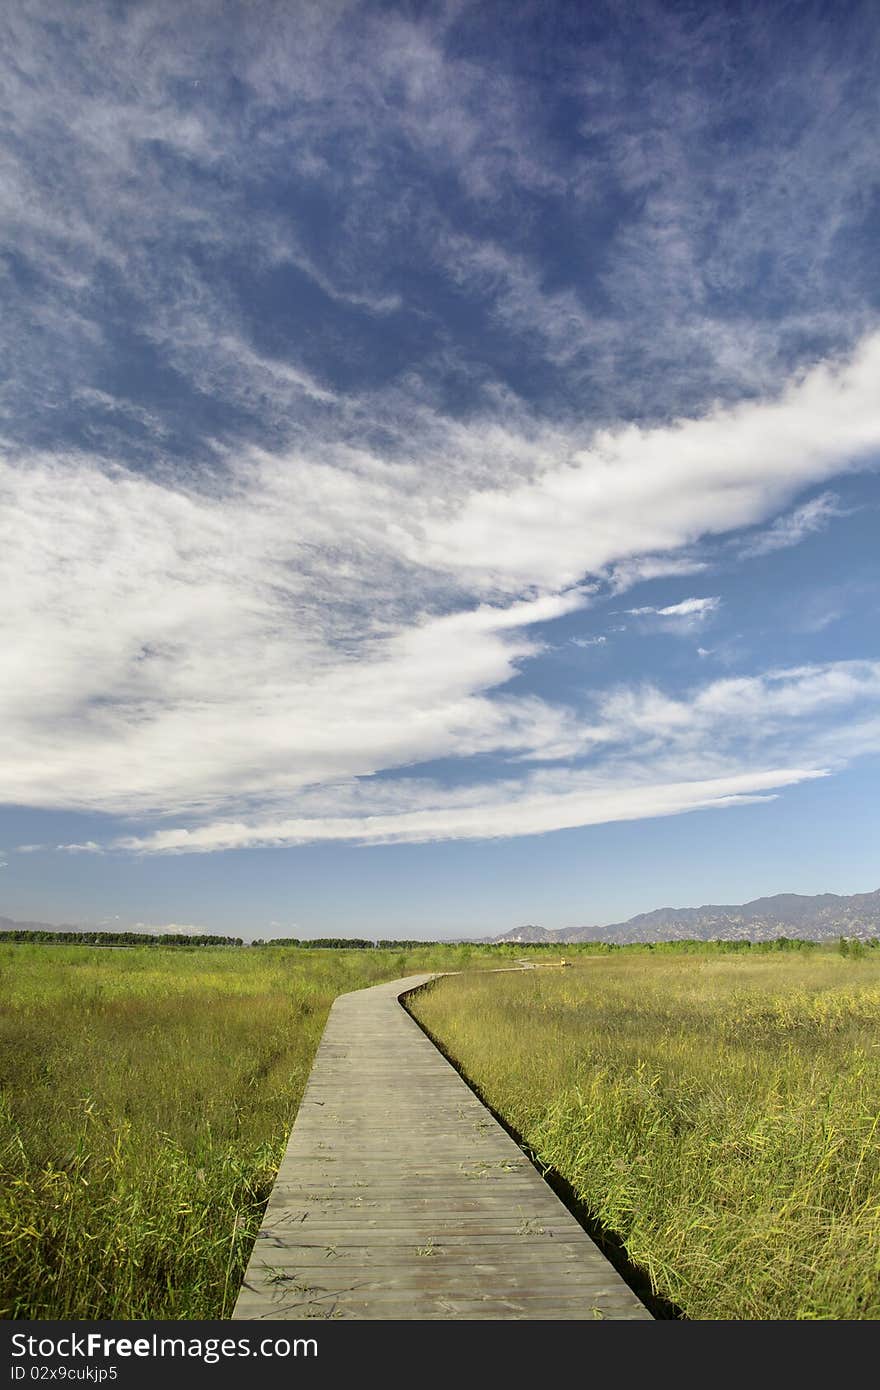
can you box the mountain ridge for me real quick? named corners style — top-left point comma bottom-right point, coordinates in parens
top-left (4, 888), bottom-right (880, 946)
top-left (0, 913), bottom-right (88, 935)
top-left (488, 888), bottom-right (880, 945)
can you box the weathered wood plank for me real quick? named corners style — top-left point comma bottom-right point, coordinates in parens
top-left (233, 973), bottom-right (652, 1321)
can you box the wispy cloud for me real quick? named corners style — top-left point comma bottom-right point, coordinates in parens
top-left (3, 331), bottom-right (880, 844)
top-left (655, 597), bottom-right (720, 619)
top-left (114, 769), bottom-right (822, 855)
top-left (739, 491), bottom-right (845, 557)
top-left (606, 554), bottom-right (709, 594)
top-left (3, 0), bottom-right (880, 462)
top-left (415, 333), bottom-right (880, 592)
top-left (51, 658), bottom-right (880, 854)
top-left (625, 596), bottom-right (722, 630)
top-left (2, 3), bottom-right (880, 872)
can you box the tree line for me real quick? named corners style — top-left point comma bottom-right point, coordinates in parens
top-left (0, 930), bottom-right (244, 946)
top-left (2, 931), bottom-right (431, 949)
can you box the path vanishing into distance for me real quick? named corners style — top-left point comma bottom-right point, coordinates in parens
top-left (233, 973), bottom-right (652, 1320)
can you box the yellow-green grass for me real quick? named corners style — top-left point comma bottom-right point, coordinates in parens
top-left (0, 941), bottom-right (484, 1319)
top-left (408, 951), bottom-right (880, 1320)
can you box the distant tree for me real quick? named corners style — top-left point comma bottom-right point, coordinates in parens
top-left (0, 930), bottom-right (243, 947)
top-left (307, 938), bottom-right (375, 949)
top-left (377, 940), bottom-right (432, 949)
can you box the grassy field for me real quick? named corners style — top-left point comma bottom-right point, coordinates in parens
top-left (408, 948), bottom-right (880, 1320)
top-left (5, 941), bottom-right (878, 1320)
top-left (0, 941), bottom-right (485, 1319)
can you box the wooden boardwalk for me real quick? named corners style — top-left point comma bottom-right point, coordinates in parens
top-left (233, 974), bottom-right (652, 1320)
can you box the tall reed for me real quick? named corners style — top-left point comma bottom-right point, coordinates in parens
top-left (409, 951), bottom-right (880, 1319)
top-left (0, 942), bottom-right (475, 1318)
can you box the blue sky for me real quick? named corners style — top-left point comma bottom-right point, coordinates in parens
top-left (1, 0), bottom-right (879, 939)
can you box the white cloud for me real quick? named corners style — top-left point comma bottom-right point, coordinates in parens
top-left (624, 596), bottom-right (722, 627)
top-left (606, 554), bottom-right (709, 593)
top-left (3, 332), bottom-right (880, 848)
top-left (416, 332), bottom-right (880, 592)
top-left (656, 597), bottom-right (720, 619)
top-left (0, 444), bottom-right (594, 817)
top-left (67, 658), bottom-right (880, 854)
top-left (73, 388), bottom-right (170, 439)
top-left (739, 491), bottom-right (845, 557)
top-left (595, 661), bottom-right (880, 746)
top-left (115, 767), bottom-right (822, 854)
top-left (4, 0), bottom-right (878, 462)
top-left (0, 1), bottom-right (878, 892)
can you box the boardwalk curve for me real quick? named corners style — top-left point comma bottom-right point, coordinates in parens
top-left (233, 974), bottom-right (652, 1320)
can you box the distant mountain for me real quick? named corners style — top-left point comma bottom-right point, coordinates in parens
top-left (0, 913), bottom-right (86, 934)
top-left (491, 889), bottom-right (880, 945)
top-left (487, 923), bottom-right (560, 944)
top-left (6, 889), bottom-right (880, 949)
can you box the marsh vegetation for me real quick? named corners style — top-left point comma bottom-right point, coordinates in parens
top-left (0, 942), bottom-right (478, 1318)
top-left (409, 948), bottom-right (880, 1320)
top-left (3, 940), bottom-right (877, 1320)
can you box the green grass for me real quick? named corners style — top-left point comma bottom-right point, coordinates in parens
top-left (7, 940), bottom-right (878, 1320)
top-left (408, 951), bottom-right (880, 1320)
top-left (0, 941), bottom-right (482, 1319)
